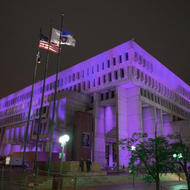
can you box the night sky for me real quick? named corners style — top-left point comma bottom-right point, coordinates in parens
top-left (1, 0), bottom-right (190, 99)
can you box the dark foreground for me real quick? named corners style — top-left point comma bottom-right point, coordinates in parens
top-left (0, 166), bottom-right (188, 190)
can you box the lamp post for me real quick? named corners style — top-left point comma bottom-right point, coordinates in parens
top-left (59, 134), bottom-right (70, 174)
top-left (172, 152), bottom-right (183, 182)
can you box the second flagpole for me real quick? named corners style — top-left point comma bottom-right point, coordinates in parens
top-left (48, 14), bottom-right (64, 176)
top-left (33, 26), bottom-right (52, 176)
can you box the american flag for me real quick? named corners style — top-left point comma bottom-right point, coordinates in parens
top-left (39, 34), bottom-right (60, 54)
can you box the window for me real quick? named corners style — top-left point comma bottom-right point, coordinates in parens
top-left (108, 72), bottom-right (112, 82)
top-left (139, 56), bottom-right (143, 64)
top-left (140, 72), bottom-right (144, 81)
top-left (78, 83), bottom-right (81, 92)
top-left (97, 64), bottom-right (99, 72)
top-left (41, 122), bottom-right (47, 135)
top-left (137, 69), bottom-right (140, 80)
top-left (92, 66), bottom-right (94, 74)
top-left (120, 68), bottom-right (124, 78)
top-left (88, 81), bottom-right (90, 89)
top-left (102, 62), bottom-right (104, 70)
top-left (134, 52), bottom-right (138, 61)
top-left (106, 92), bottom-right (109, 99)
top-left (93, 79), bottom-right (96, 87)
top-left (143, 59), bottom-right (146, 67)
top-left (98, 77), bottom-right (101, 85)
top-left (100, 94), bottom-right (104, 101)
top-left (77, 72), bottom-right (80, 79)
top-left (103, 75), bottom-right (106, 83)
top-left (81, 70), bottom-right (84, 78)
top-left (125, 52), bottom-right (129, 61)
top-left (148, 76), bottom-right (151, 86)
top-left (46, 84), bottom-right (49, 91)
top-left (74, 85), bottom-right (76, 91)
top-left (151, 79), bottom-right (154, 88)
top-left (113, 57), bottom-right (116, 65)
top-left (114, 71), bottom-right (118, 80)
top-left (145, 75), bottom-right (147, 84)
top-left (119, 55), bottom-right (122, 63)
top-left (43, 106), bottom-right (47, 114)
top-left (60, 78), bottom-right (63, 87)
top-left (107, 60), bottom-right (110, 68)
top-left (69, 75), bottom-right (71, 83)
top-left (91, 96), bottom-right (94, 104)
top-left (111, 91), bottom-right (115, 98)
top-left (150, 63), bottom-right (153, 72)
top-left (83, 82), bottom-right (86, 90)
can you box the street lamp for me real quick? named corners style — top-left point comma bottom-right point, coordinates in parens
top-left (131, 146), bottom-right (136, 151)
top-left (59, 134), bottom-right (70, 174)
top-left (173, 153), bottom-right (183, 159)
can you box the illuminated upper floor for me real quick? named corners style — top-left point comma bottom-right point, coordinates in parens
top-left (0, 40), bottom-right (190, 121)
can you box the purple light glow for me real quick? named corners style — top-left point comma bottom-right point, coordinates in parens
top-left (58, 98), bottom-right (66, 121)
top-left (0, 40), bottom-right (189, 166)
top-left (31, 146), bottom-right (41, 152)
top-left (105, 106), bottom-right (116, 134)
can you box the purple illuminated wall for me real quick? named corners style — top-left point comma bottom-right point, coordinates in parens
top-left (0, 40), bottom-right (189, 165)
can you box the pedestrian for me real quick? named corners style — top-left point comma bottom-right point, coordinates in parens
top-left (79, 158), bottom-right (84, 172)
top-left (86, 159), bottom-right (92, 172)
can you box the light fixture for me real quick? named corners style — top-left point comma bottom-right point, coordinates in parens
top-left (59, 134), bottom-right (70, 145)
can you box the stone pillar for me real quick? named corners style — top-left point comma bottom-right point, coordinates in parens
top-left (163, 114), bottom-right (173, 136)
top-left (153, 107), bottom-right (158, 137)
top-left (93, 93), bottom-right (105, 166)
top-left (143, 106), bottom-right (156, 138)
top-left (116, 86), bottom-right (142, 167)
top-left (157, 109), bottom-right (164, 136)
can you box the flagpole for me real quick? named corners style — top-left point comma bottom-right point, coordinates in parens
top-left (33, 26), bottom-right (52, 176)
top-left (47, 14), bottom-right (64, 176)
top-left (22, 30), bottom-right (41, 168)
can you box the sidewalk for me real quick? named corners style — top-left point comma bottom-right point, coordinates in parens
top-left (54, 182), bottom-right (187, 190)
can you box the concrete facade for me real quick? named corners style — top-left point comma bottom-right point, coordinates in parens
top-left (0, 40), bottom-right (190, 167)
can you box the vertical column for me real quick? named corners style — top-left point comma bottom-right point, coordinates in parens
top-left (163, 114), bottom-right (173, 136)
top-left (159, 109), bottom-right (164, 136)
top-left (143, 106), bottom-right (156, 138)
top-left (93, 93), bottom-right (105, 166)
top-left (153, 107), bottom-right (158, 137)
top-left (116, 86), bottom-right (142, 167)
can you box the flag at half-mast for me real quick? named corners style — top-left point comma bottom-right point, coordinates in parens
top-left (51, 28), bottom-right (76, 47)
top-left (39, 34), bottom-right (59, 53)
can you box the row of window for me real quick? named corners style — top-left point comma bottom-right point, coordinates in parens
top-left (134, 67), bottom-right (190, 110)
top-left (140, 88), bottom-right (190, 118)
top-left (3, 121), bottom-right (47, 143)
top-left (4, 91), bottom-right (31, 108)
top-left (134, 52), bottom-right (153, 73)
top-left (90, 90), bottom-right (115, 103)
top-left (2, 65), bottom-right (190, 121)
top-left (2, 52), bottom-right (129, 109)
top-left (134, 52), bottom-right (190, 102)
top-left (177, 85), bottom-right (190, 100)
top-left (0, 106), bottom-right (48, 127)
top-left (59, 67), bottom-right (126, 93)
top-left (1, 68), bottom-right (121, 117)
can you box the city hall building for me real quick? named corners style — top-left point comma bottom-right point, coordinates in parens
top-left (0, 40), bottom-right (190, 167)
